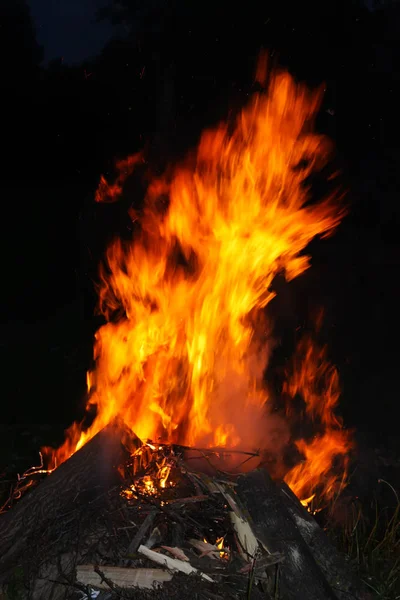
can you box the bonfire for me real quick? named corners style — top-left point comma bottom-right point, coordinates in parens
top-left (0, 60), bottom-right (370, 600)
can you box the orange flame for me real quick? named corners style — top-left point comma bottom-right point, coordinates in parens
top-left (283, 334), bottom-right (352, 505)
top-left (44, 66), bottom-right (348, 504)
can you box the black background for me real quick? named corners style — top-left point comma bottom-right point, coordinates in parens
top-left (1, 0), bottom-right (399, 445)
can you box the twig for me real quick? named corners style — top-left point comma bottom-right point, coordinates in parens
top-left (127, 508), bottom-right (157, 554)
top-left (180, 445), bottom-right (260, 458)
top-left (230, 453), bottom-right (261, 472)
top-left (94, 565), bottom-right (117, 591)
top-left (167, 494), bottom-right (209, 505)
top-left (379, 478), bottom-right (400, 505)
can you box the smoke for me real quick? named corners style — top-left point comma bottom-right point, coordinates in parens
top-left (202, 328), bottom-right (291, 460)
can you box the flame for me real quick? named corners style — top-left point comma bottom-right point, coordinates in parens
top-left (44, 64), bottom-right (348, 504)
top-left (121, 443), bottom-right (174, 498)
top-left (283, 334), bottom-right (352, 506)
top-left (216, 536), bottom-right (228, 559)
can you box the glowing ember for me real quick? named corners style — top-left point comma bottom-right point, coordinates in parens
top-left (121, 443), bottom-right (176, 500)
top-left (43, 61), bottom-right (349, 505)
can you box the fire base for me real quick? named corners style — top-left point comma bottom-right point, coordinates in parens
top-left (0, 423), bottom-right (370, 600)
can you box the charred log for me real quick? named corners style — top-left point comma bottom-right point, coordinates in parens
top-left (236, 468), bottom-right (338, 600)
top-left (278, 481), bottom-right (373, 600)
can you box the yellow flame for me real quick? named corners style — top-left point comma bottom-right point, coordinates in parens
top-left (43, 64), bottom-right (349, 506)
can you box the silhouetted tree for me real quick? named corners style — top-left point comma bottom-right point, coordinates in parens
top-left (0, 0), bottom-right (43, 91)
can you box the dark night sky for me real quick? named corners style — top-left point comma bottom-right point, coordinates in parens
top-left (27, 0), bottom-right (379, 65)
top-left (1, 0), bottom-right (400, 444)
top-left (28, 0), bottom-right (113, 63)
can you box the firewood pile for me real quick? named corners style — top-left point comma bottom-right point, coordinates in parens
top-left (0, 422), bottom-right (372, 600)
